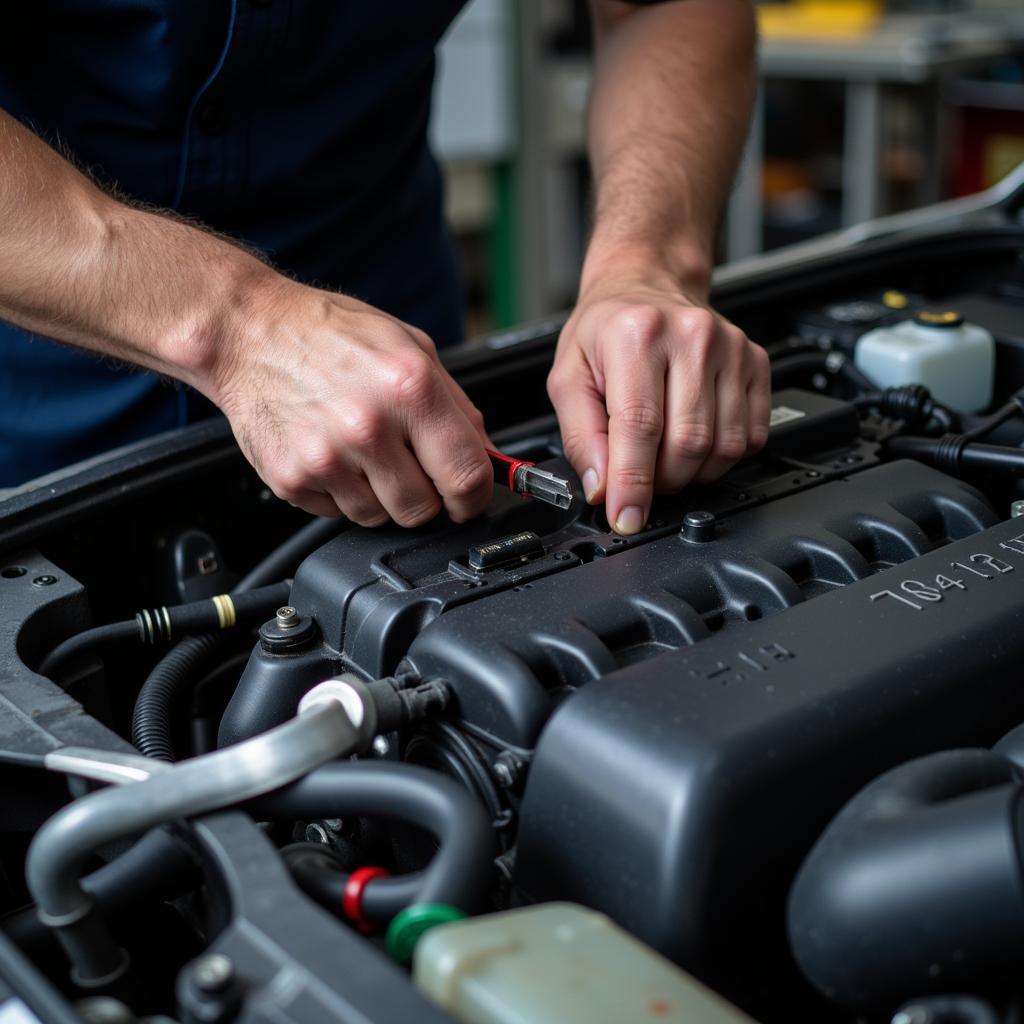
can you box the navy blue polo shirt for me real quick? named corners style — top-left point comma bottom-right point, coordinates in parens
top-left (0, 1), bottom-right (470, 485)
top-left (0, 0), bottom-right (667, 487)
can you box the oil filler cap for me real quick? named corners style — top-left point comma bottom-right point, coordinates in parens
top-left (468, 530), bottom-right (544, 571)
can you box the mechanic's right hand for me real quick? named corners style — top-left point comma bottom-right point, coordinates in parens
top-left (208, 278), bottom-right (493, 527)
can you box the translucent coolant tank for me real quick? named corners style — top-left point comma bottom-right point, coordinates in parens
top-left (414, 902), bottom-right (754, 1024)
top-left (854, 309), bottom-right (994, 414)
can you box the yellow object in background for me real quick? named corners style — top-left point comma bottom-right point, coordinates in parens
top-left (757, 0), bottom-right (883, 40)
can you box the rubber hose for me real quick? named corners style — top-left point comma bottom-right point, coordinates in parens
top-left (788, 749), bottom-right (1024, 1010)
top-left (131, 516), bottom-right (343, 761)
top-left (285, 846), bottom-right (422, 921)
top-left (3, 827), bottom-right (199, 953)
top-left (248, 761), bottom-right (497, 920)
top-left (131, 633), bottom-right (220, 760)
top-left (38, 621), bottom-right (139, 678)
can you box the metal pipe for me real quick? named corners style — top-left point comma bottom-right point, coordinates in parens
top-left (28, 688), bottom-right (363, 988)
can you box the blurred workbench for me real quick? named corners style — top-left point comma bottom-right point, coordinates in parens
top-left (728, 10), bottom-right (1024, 260)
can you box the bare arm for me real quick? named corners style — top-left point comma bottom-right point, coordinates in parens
top-left (548, 0), bottom-right (769, 534)
top-left (0, 108), bottom-right (491, 524)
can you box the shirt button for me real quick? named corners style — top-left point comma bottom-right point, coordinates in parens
top-left (198, 101), bottom-right (228, 135)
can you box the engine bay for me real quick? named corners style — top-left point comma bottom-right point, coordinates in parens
top-left (3, 199), bottom-right (1024, 1024)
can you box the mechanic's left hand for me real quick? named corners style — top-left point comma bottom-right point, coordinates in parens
top-left (547, 277), bottom-right (771, 535)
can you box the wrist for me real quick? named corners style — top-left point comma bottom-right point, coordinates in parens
top-left (579, 234), bottom-right (713, 305)
top-left (150, 230), bottom-right (282, 404)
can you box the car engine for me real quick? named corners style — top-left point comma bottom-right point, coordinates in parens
top-left (3, 180), bottom-right (1024, 1024)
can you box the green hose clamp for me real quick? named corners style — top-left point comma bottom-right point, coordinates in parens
top-left (385, 903), bottom-right (466, 964)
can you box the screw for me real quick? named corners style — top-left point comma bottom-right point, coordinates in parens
top-left (304, 823), bottom-right (330, 844)
top-left (32, 574), bottom-right (58, 587)
top-left (372, 735), bottom-right (392, 758)
top-left (492, 751), bottom-right (523, 789)
top-left (805, 470), bottom-right (821, 478)
top-left (192, 953), bottom-right (234, 993)
top-left (275, 606), bottom-right (299, 629)
top-left (1012, 500), bottom-right (1024, 518)
top-left (554, 551), bottom-right (572, 561)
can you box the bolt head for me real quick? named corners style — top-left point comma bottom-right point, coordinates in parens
top-left (276, 606), bottom-right (299, 629)
top-left (1012, 500), bottom-right (1024, 519)
top-left (492, 751), bottom-right (523, 789)
top-left (192, 953), bottom-right (234, 993)
top-left (32, 574), bottom-right (59, 587)
top-left (372, 735), bottom-right (391, 758)
top-left (681, 510), bottom-right (716, 543)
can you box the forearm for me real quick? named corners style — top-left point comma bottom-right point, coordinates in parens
top-left (583, 0), bottom-right (757, 297)
top-left (0, 108), bottom-right (271, 400)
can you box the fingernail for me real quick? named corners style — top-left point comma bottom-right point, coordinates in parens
top-left (615, 506), bottom-right (645, 536)
top-left (582, 468), bottom-right (600, 502)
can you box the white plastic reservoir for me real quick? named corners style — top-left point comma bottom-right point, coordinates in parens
top-left (854, 310), bottom-right (995, 414)
top-left (414, 902), bottom-right (755, 1024)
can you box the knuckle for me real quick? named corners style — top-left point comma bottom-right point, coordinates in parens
top-left (393, 493), bottom-right (442, 528)
top-left (614, 465), bottom-right (655, 489)
top-left (676, 307), bottom-right (717, 344)
top-left (446, 455), bottom-right (492, 502)
top-left (614, 400), bottom-right (664, 440)
top-left (607, 305), bottom-right (666, 349)
top-left (341, 405), bottom-right (385, 451)
top-left (546, 369), bottom-right (568, 401)
top-left (341, 500), bottom-right (388, 528)
top-left (715, 427), bottom-right (748, 462)
top-left (298, 438), bottom-right (341, 480)
top-left (559, 427), bottom-right (588, 464)
top-left (750, 342), bottom-right (770, 376)
top-left (668, 421), bottom-right (714, 460)
top-left (388, 354), bottom-right (436, 408)
top-left (270, 466), bottom-right (306, 506)
top-left (747, 427), bottom-right (769, 453)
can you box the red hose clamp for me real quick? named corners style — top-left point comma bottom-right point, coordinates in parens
top-left (342, 866), bottom-right (391, 933)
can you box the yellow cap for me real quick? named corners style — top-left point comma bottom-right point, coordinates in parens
top-left (915, 310), bottom-right (963, 327)
top-left (882, 290), bottom-right (908, 310)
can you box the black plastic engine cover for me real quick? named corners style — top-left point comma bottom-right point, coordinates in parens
top-left (226, 392), bottom-right (1024, 1015)
top-left (515, 511), bottom-right (1024, 1010)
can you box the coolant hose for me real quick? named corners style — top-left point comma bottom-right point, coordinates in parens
top-left (250, 761), bottom-right (497, 921)
top-left (28, 695), bottom-right (362, 988)
top-left (131, 515), bottom-right (343, 761)
top-left (788, 749), bottom-right (1024, 1011)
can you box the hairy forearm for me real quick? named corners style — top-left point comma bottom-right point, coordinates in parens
top-left (583, 0), bottom-right (757, 296)
top-left (0, 108), bottom-right (271, 399)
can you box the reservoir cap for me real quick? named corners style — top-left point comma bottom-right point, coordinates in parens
top-left (915, 310), bottom-right (964, 329)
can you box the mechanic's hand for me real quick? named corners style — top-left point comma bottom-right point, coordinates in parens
top-left (211, 278), bottom-right (492, 527)
top-left (548, 278), bottom-right (770, 535)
